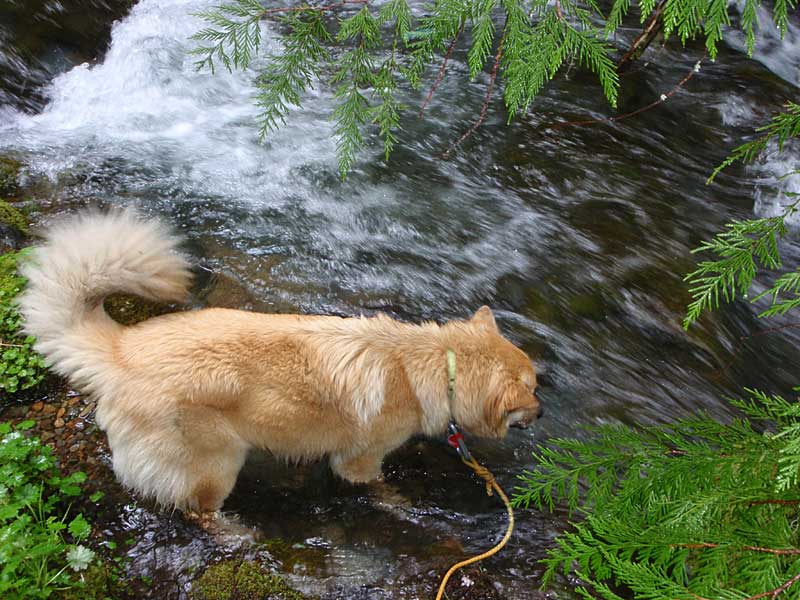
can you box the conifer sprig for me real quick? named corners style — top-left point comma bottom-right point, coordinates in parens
top-left (193, 0), bottom-right (797, 174)
top-left (685, 103), bottom-right (800, 328)
top-left (709, 103), bottom-right (800, 184)
top-left (515, 390), bottom-right (800, 599)
top-left (682, 207), bottom-right (796, 328)
top-left (255, 11), bottom-right (332, 136)
top-left (191, 0), bottom-right (266, 73)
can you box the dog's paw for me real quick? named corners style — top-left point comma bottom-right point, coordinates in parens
top-left (368, 480), bottom-right (413, 512)
top-left (185, 510), bottom-right (262, 546)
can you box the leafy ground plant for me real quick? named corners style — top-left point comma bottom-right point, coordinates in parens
top-left (0, 250), bottom-right (47, 395)
top-left (513, 106), bottom-right (800, 598)
top-left (0, 420), bottom-right (101, 599)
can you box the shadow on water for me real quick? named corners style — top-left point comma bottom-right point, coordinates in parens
top-left (1, 0), bottom-right (800, 598)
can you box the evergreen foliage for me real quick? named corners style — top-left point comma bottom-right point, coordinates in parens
top-left (513, 390), bottom-right (800, 599)
top-left (684, 199), bottom-right (798, 327)
top-left (685, 103), bottom-right (800, 327)
top-left (513, 108), bottom-right (800, 598)
top-left (193, 0), bottom-right (797, 175)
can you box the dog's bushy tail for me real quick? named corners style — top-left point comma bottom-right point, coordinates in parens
top-left (18, 209), bottom-right (192, 391)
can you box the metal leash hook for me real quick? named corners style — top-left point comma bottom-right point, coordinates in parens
top-left (436, 349), bottom-right (515, 600)
top-left (447, 420), bottom-right (473, 462)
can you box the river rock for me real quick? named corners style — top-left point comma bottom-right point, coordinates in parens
top-left (0, 0), bottom-right (135, 111)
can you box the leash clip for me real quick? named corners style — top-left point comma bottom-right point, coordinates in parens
top-left (447, 421), bottom-right (473, 462)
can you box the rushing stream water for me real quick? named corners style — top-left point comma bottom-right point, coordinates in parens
top-left (1, 0), bottom-right (800, 598)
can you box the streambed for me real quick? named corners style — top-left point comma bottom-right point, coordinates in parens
top-left (1, 0), bottom-right (800, 598)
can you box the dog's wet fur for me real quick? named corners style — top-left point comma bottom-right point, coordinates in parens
top-left (18, 210), bottom-right (541, 512)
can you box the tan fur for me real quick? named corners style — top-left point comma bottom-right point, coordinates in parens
top-left (18, 210), bottom-right (541, 512)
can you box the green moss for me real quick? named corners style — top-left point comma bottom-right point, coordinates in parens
top-left (55, 562), bottom-right (122, 600)
top-left (0, 157), bottom-right (21, 197)
top-left (0, 199), bottom-right (28, 234)
top-left (191, 560), bottom-right (309, 600)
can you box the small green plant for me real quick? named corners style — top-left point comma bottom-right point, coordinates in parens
top-left (0, 420), bottom-right (100, 599)
top-left (0, 250), bottom-right (47, 395)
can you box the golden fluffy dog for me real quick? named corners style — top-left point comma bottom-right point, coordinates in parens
top-left (18, 210), bottom-right (541, 512)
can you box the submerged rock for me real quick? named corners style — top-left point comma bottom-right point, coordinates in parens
top-left (0, 0), bottom-right (135, 110)
top-left (103, 292), bottom-right (181, 326)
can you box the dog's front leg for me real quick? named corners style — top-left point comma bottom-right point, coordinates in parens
top-left (330, 450), bottom-right (385, 483)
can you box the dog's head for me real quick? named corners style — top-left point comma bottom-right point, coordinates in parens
top-left (450, 306), bottom-right (542, 438)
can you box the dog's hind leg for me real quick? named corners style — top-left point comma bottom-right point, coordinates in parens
top-left (185, 445), bottom-right (248, 513)
top-left (105, 404), bottom-right (249, 513)
top-left (179, 411), bottom-right (249, 513)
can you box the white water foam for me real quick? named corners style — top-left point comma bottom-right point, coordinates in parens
top-left (752, 153), bottom-right (800, 226)
top-left (2, 0), bottom-right (337, 202)
top-left (725, 4), bottom-right (800, 225)
top-left (0, 0), bottom-right (548, 313)
top-left (727, 2), bottom-right (800, 86)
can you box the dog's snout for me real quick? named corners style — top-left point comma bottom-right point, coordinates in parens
top-left (510, 420), bottom-right (529, 429)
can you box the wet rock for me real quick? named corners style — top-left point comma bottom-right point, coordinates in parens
top-left (190, 559), bottom-right (309, 600)
top-left (0, 0), bottom-right (136, 111)
top-left (103, 292), bottom-right (182, 326)
top-left (0, 222), bottom-right (25, 252)
top-left (262, 538), bottom-right (328, 576)
top-left (54, 417), bottom-right (65, 428)
top-left (567, 292), bottom-right (609, 322)
top-left (566, 198), bottom-right (643, 256)
top-left (193, 267), bottom-right (273, 312)
top-left (31, 401), bottom-right (44, 412)
top-left (434, 566), bottom-right (503, 600)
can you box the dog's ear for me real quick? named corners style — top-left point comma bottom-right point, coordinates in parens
top-left (471, 305), bottom-right (498, 332)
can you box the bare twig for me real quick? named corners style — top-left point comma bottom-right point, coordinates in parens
top-left (260, 0), bottom-right (368, 17)
top-left (554, 0), bottom-right (564, 21)
top-left (0, 342), bottom-right (25, 348)
top-left (419, 23), bottom-right (465, 118)
top-left (749, 499), bottom-right (800, 506)
top-left (444, 22), bottom-right (508, 157)
top-left (617, 0), bottom-right (667, 74)
top-left (676, 542), bottom-right (800, 556)
top-left (549, 56), bottom-right (704, 131)
top-left (746, 571), bottom-right (800, 599)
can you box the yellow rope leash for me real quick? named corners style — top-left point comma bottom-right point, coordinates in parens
top-left (435, 455), bottom-right (515, 600)
top-left (436, 350), bottom-right (516, 600)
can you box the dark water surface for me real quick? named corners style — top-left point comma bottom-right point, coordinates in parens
top-left (1, 0), bottom-right (800, 598)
